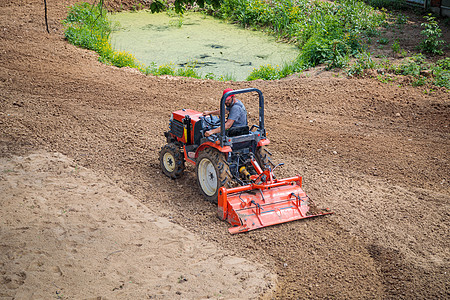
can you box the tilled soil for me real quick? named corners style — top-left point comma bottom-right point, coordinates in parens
top-left (1, 0), bottom-right (449, 299)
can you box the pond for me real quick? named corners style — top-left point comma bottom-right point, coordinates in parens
top-left (109, 11), bottom-right (299, 81)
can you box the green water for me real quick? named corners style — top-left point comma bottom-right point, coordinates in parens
top-left (109, 11), bottom-right (299, 80)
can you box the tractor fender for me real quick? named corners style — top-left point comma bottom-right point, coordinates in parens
top-left (195, 141), bottom-right (232, 158)
top-left (257, 138), bottom-right (270, 147)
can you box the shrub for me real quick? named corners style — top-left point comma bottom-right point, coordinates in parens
top-left (63, 2), bottom-right (111, 50)
top-left (347, 52), bottom-right (376, 76)
top-left (247, 64), bottom-right (282, 80)
top-left (63, 2), bottom-right (141, 68)
top-left (176, 66), bottom-right (202, 78)
top-left (391, 40), bottom-right (400, 53)
top-left (391, 54), bottom-right (423, 76)
top-left (419, 14), bottom-right (446, 55)
top-left (396, 14), bottom-right (408, 25)
top-left (154, 64), bottom-right (177, 76)
top-left (110, 51), bottom-right (139, 68)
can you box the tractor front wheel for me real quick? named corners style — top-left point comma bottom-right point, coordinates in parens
top-left (196, 148), bottom-right (233, 204)
top-left (160, 143), bottom-right (185, 179)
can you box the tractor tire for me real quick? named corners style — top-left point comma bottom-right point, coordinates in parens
top-left (160, 143), bottom-right (185, 179)
top-left (255, 146), bottom-right (271, 170)
top-left (196, 147), bottom-right (233, 204)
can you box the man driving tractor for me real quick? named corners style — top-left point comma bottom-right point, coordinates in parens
top-left (203, 88), bottom-right (248, 137)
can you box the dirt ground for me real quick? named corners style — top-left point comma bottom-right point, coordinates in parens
top-left (0, 0), bottom-right (449, 299)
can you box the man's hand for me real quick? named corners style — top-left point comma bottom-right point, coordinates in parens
top-left (204, 130), bottom-right (212, 137)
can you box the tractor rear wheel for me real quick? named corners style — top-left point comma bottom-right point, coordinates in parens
top-left (196, 148), bottom-right (233, 204)
top-left (160, 143), bottom-right (185, 179)
top-left (256, 146), bottom-right (271, 170)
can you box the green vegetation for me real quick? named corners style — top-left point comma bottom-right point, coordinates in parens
top-left (64, 3), bottom-right (141, 69)
top-left (377, 37), bottom-right (389, 45)
top-left (419, 14), bottom-right (446, 55)
top-left (347, 52), bottom-right (376, 76)
top-left (216, 0), bottom-right (447, 88)
top-left (346, 53), bottom-right (450, 89)
top-left (215, 0), bottom-right (387, 80)
top-left (391, 40), bottom-right (399, 53)
top-left (364, 0), bottom-right (406, 10)
top-left (64, 1), bottom-right (448, 89)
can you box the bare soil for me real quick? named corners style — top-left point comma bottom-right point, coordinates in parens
top-left (1, 1), bottom-right (449, 299)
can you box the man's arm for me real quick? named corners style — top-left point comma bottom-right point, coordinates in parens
top-left (202, 109), bottom-right (220, 116)
top-left (204, 119), bottom-right (234, 137)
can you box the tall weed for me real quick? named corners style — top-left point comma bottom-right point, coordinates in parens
top-left (63, 3), bottom-right (111, 50)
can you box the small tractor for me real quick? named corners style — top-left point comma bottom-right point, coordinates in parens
top-left (160, 88), bottom-right (331, 234)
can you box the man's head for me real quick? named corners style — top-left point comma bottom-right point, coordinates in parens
top-left (223, 88), bottom-right (235, 107)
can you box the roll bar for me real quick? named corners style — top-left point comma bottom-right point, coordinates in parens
top-left (219, 88), bottom-right (265, 147)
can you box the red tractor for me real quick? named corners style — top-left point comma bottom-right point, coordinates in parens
top-left (160, 88), bottom-right (331, 233)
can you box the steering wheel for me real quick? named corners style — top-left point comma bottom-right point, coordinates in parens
top-left (203, 114), bottom-right (220, 127)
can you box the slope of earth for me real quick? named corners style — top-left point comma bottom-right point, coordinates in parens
top-left (0, 0), bottom-right (449, 299)
top-left (0, 151), bottom-right (275, 299)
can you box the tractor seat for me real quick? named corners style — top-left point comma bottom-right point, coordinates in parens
top-left (227, 126), bottom-right (249, 137)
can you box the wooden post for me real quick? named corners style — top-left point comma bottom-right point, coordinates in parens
top-left (44, 0), bottom-right (49, 33)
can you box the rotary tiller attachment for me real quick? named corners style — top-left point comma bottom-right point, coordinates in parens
top-left (218, 159), bottom-right (332, 234)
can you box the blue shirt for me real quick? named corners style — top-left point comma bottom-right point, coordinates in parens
top-left (226, 99), bottom-right (247, 128)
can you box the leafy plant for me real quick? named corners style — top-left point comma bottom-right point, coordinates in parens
top-left (432, 68), bottom-right (450, 88)
top-left (204, 72), bottom-right (216, 80)
top-left (391, 39), bottom-right (400, 53)
top-left (419, 14), bottom-right (445, 55)
top-left (394, 54), bottom-right (425, 76)
top-left (347, 51), bottom-right (376, 76)
top-left (366, 0), bottom-right (405, 9)
top-left (396, 14), bottom-right (408, 25)
top-left (377, 37), bottom-right (389, 45)
top-left (436, 57), bottom-right (450, 70)
top-left (412, 77), bottom-right (426, 86)
top-left (365, 28), bottom-right (381, 37)
top-left (176, 61), bottom-right (201, 78)
top-left (63, 2), bottom-right (111, 50)
top-left (247, 64), bottom-right (282, 80)
top-left (377, 74), bottom-right (396, 83)
top-left (110, 51), bottom-right (139, 68)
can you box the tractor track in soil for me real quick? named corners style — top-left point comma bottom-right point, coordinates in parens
top-left (1, 1), bottom-right (449, 299)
